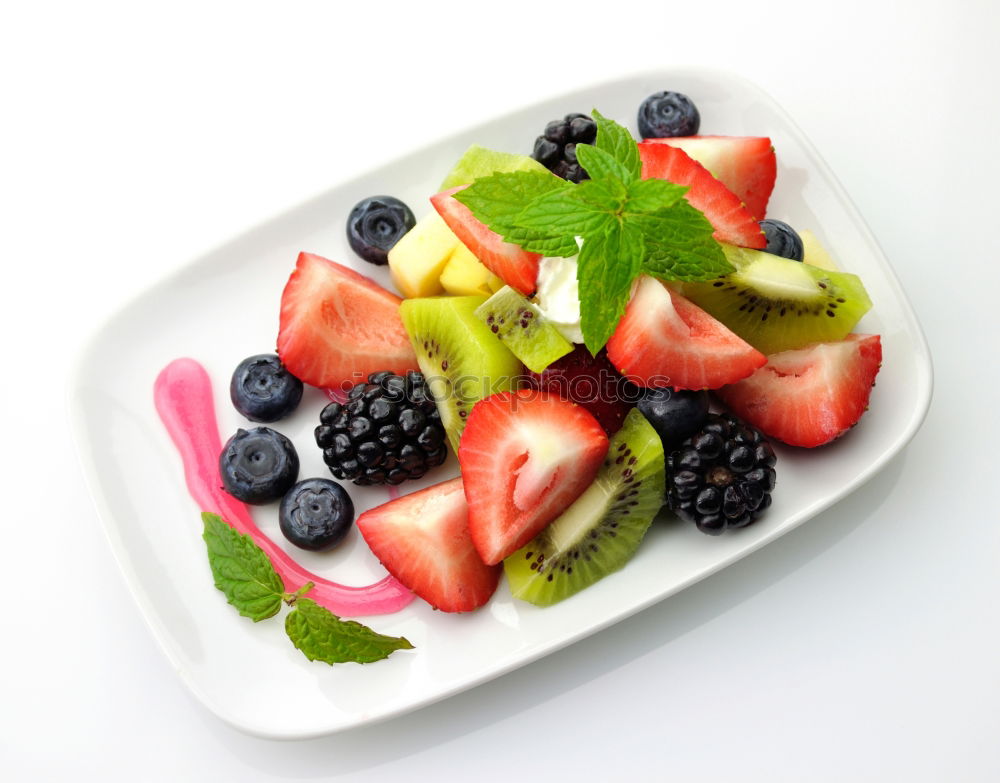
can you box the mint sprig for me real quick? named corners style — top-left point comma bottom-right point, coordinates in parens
top-left (286, 598), bottom-right (414, 664)
top-left (589, 109), bottom-right (641, 180)
top-left (202, 513), bottom-right (413, 665)
top-left (454, 110), bottom-right (733, 353)
top-left (576, 219), bottom-right (643, 351)
top-left (203, 511), bottom-right (285, 621)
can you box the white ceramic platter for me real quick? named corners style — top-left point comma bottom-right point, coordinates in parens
top-left (69, 69), bottom-right (933, 739)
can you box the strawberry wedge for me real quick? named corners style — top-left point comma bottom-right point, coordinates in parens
top-left (638, 143), bottom-right (766, 249)
top-left (717, 334), bottom-right (883, 447)
top-left (606, 276), bottom-right (767, 390)
top-left (277, 252), bottom-right (419, 389)
top-left (431, 185), bottom-right (540, 295)
top-left (641, 136), bottom-right (776, 220)
top-left (356, 477), bottom-right (501, 612)
top-left (458, 390), bottom-right (609, 565)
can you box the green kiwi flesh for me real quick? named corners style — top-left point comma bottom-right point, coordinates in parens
top-left (399, 296), bottom-right (523, 453)
top-left (679, 245), bottom-right (873, 355)
top-left (439, 144), bottom-right (549, 189)
top-left (504, 408), bottom-right (665, 607)
top-left (474, 286), bottom-right (573, 373)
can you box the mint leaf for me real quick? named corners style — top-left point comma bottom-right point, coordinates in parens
top-left (453, 170), bottom-right (570, 236)
top-left (202, 512), bottom-right (284, 622)
top-left (592, 110), bottom-right (640, 181)
top-left (573, 175), bottom-right (628, 212)
top-left (514, 187), bottom-right (615, 236)
top-left (577, 220), bottom-right (644, 354)
top-left (285, 598), bottom-right (414, 665)
top-left (625, 177), bottom-right (688, 213)
top-left (505, 229), bottom-right (581, 256)
top-left (631, 202), bottom-right (734, 281)
top-left (576, 144), bottom-right (633, 184)
top-left (444, 108), bottom-right (736, 354)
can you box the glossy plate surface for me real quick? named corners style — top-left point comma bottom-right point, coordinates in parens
top-left (69, 69), bottom-right (932, 739)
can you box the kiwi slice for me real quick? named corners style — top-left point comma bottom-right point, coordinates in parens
top-left (679, 245), bottom-right (872, 355)
top-left (504, 408), bottom-right (665, 607)
top-left (474, 286), bottom-right (573, 373)
top-left (399, 296), bottom-right (523, 452)
top-left (440, 144), bottom-right (549, 189)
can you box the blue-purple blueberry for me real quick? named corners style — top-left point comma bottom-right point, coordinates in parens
top-left (230, 354), bottom-right (303, 422)
top-left (346, 196), bottom-right (415, 266)
top-left (279, 478), bottom-right (355, 551)
top-left (219, 427), bottom-right (299, 504)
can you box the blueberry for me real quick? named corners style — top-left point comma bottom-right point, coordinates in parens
top-left (219, 427), bottom-right (299, 504)
top-left (759, 219), bottom-right (804, 261)
top-left (230, 354), bottom-right (303, 422)
top-left (346, 195), bottom-right (416, 266)
top-left (278, 478), bottom-right (354, 551)
top-left (636, 389), bottom-right (710, 448)
top-left (637, 91), bottom-right (700, 139)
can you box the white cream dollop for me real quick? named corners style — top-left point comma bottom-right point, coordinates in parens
top-left (534, 253), bottom-right (584, 344)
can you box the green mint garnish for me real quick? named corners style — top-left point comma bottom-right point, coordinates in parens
top-left (576, 219), bottom-right (643, 351)
top-left (451, 170), bottom-right (578, 256)
top-left (203, 511), bottom-right (285, 621)
top-left (286, 597), bottom-right (414, 665)
top-left (201, 512), bottom-right (413, 664)
top-left (454, 110), bottom-right (733, 354)
top-left (589, 109), bottom-right (641, 180)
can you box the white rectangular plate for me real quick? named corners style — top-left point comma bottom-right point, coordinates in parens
top-left (70, 69), bottom-right (932, 739)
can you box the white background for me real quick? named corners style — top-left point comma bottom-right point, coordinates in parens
top-left (3, 0), bottom-right (999, 779)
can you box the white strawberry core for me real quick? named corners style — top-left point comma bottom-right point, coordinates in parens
top-left (511, 424), bottom-right (587, 512)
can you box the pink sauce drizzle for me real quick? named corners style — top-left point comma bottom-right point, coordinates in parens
top-left (154, 358), bottom-right (414, 617)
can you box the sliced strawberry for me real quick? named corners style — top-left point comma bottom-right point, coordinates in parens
top-left (276, 252), bottom-right (419, 390)
top-left (458, 390), bottom-right (609, 565)
top-left (355, 477), bottom-right (500, 612)
top-left (606, 276), bottom-right (767, 390)
top-left (717, 334), bottom-right (882, 448)
top-left (526, 345), bottom-right (634, 435)
top-left (430, 185), bottom-right (540, 295)
top-left (641, 136), bottom-right (776, 220)
top-left (638, 143), bottom-right (766, 249)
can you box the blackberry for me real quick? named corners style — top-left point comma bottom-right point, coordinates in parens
top-left (666, 413), bottom-right (776, 535)
top-left (315, 370), bottom-right (447, 486)
top-left (530, 112), bottom-right (597, 183)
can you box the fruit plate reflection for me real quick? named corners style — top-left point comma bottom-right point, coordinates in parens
top-left (68, 69), bottom-right (932, 739)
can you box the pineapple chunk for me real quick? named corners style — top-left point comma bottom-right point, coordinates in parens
top-left (388, 212), bottom-right (461, 298)
top-left (799, 229), bottom-right (840, 271)
top-left (440, 244), bottom-right (493, 296)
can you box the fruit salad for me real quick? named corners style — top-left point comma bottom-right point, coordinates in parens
top-left (154, 89), bottom-right (882, 665)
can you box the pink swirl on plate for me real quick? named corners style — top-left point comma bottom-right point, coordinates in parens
top-left (154, 358), bottom-right (414, 617)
